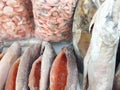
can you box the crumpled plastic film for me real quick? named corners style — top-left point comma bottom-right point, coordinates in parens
top-left (0, 0), bottom-right (33, 40)
top-left (31, 0), bottom-right (78, 42)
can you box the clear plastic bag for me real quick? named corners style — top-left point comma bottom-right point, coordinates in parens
top-left (31, 0), bottom-right (78, 42)
top-left (0, 0), bottom-right (33, 40)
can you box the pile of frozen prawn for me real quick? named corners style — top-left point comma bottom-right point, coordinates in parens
top-left (0, 0), bottom-right (33, 40)
top-left (32, 0), bottom-right (77, 42)
top-left (0, 0), bottom-right (77, 42)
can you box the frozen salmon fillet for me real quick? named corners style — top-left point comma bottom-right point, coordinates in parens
top-left (50, 45), bottom-right (78, 90)
top-left (28, 56), bottom-right (42, 90)
top-left (0, 42), bottom-right (21, 90)
top-left (5, 59), bottom-right (20, 90)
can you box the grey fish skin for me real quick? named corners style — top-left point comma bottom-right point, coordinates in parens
top-left (0, 42), bottom-right (21, 90)
top-left (65, 45), bottom-right (79, 90)
top-left (39, 41), bottom-right (56, 90)
top-left (16, 44), bottom-right (41, 90)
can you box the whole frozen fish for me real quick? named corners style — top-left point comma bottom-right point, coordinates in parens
top-left (83, 0), bottom-right (120, 90)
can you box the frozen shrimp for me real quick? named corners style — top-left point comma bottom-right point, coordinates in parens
top-left (32, 0), bottom-right (78, 42)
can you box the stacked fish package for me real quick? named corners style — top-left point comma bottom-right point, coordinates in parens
top-left (32, 0), bottom-right (78, 42)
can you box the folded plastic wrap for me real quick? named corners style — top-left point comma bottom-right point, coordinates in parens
top-left (83, 0), bottom-right (120, 90)
top-left (0, 0), bottom-right (33, 41)
top-left (31, 0), bottom-right (78, 42)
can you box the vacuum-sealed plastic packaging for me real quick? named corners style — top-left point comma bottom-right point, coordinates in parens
top-left (31, 0), bottom-right (78, 42)
top-left (0, 0), bottom-right (33, 40)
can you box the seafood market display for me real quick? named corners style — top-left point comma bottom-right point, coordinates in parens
top-left (0, 0), bottom-right (120, 90)
top-left (0, 0), bottom-right (33, 40)
top-left (31, 0), bottom-right (78, 42)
